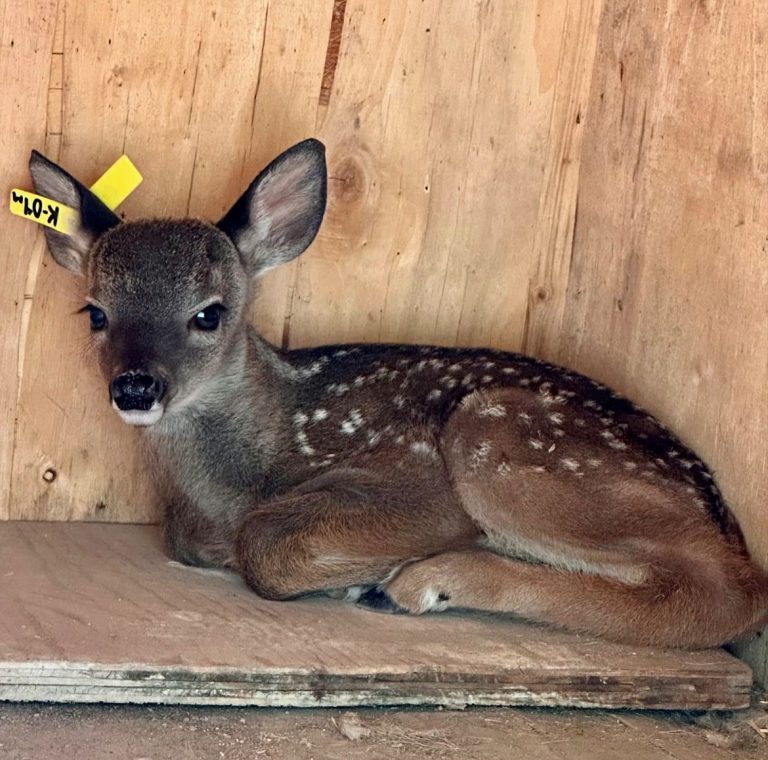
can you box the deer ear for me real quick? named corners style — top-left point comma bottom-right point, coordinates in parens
top-left (217, 139), bottom-right (327, 277)
top-left (29, 151), bottom-right (121, 276)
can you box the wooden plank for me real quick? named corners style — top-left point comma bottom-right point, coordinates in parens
top-left (287, 0), bottom-right (602, 351)
top-left (0, 0), bottom-right (58, 519)
top-left (0, 522), bottom-right (752, 709)
top-left (544, 0), bottom-right (768, 568)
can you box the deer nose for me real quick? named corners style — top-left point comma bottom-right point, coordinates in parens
top-left (110, 371), bottom-right (166, 411)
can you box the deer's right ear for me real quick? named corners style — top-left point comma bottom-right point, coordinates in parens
top-left (29, 151), bottom-right (121, 276)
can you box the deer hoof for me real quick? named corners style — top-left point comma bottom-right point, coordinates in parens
top-left (356, 586), bottom-right (408, 615)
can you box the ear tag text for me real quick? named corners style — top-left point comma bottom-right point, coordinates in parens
top-left (10, 154), bottom-right (143, 235)
top-left (9, 189), bottom-right (78, 233)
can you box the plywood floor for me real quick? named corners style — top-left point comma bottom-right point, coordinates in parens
top-left (0, 523), bottom-right (754, 710)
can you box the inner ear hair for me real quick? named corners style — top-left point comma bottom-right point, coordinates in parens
top-left (217, 138), bottom-right (327, 277)
top-left (29, 150), bottom-right (121, 276)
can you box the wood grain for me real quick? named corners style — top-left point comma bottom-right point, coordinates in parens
top-left (540, 0), bottom-right (768, 568)
top-left (291, 0), bottom-right (601, 352)
top-left (0, 522), bottom-right (752, 709)
top-left (0, 0), bottom-right (58, 519)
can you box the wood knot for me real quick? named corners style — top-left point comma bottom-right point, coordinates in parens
top-left (42, 468), bottom-right (57, 483)
top-left (330, 155), bottom-right (365, 206)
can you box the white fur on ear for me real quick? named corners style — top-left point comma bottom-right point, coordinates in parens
top-left (29, 151), bottom-right (120, 276)
top-left (217, 139), bottom-right (327, 276)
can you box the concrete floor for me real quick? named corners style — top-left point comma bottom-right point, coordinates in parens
top-left (0, 703), bottom-right (767, 760)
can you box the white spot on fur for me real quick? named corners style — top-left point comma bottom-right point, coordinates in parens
top-left (481, 375), bottom-right (494, 383)
top-left (312, 408), bottom-right (329, 422)
top-left (353, 375), bottom-right (366, 387)
top-left (608, 440), bottom-right (628, 450)
top-left (410, 441), bottom-right (438, 459)
top-left (548, 412), bottom-right (564, 425)
top-left (340, 409), bottom-right (364, 435)
top-left (560, 458), bottom-right (580, 471)
top-left (518, 411), bottom-right (531, 422)
top-left (479, 403), bottom-right (506, 418)
top-left (368, 430), bottom-right (382, 447)
top-left (393, 395), bottom-right (405, 408)
top-left (529, 439), bottom-right (544, 450)
top-left (552, 428), bottom-right (565, 437)
top-left (501, 367), bottom-right (518, 375)
top-left (497, 461), bottom-right (512, 475)
top-left (293, 411), bottom-right (309, 426)
top-left (587, 458), bottom-right (603, 467)
top-left (623, 461), bottom-right (637, 470)
top-left (470, 440), bottom-right (492, 469)
top-left (448, 363), bottom-right (462, 373)
top-left (427, 389), bottom-right (442, 401)
top-left (518, 378), bottom-right (531, 386)
top-left (334, 383), bottom-right (350, 396)
top-left (547, 443), bottom-right (556, 453)
top-left (298, 360), bottom-right (326, 378)
top-left (295, 430), bottom-right (315, 456)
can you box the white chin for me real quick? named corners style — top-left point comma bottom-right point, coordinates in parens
top-left (112, 401), bottom-right (165, 427)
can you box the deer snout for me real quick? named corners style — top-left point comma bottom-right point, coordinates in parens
top-left (110, 371), bottom-right (167, 426)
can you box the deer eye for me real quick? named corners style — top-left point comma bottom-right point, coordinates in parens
top-left (83, 304), bottom-right (108, 331)
top-left (192, 303), bottom-right (225, 331)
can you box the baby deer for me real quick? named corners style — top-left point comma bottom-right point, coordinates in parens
top-left (30, 139), bottom-right (768, 648)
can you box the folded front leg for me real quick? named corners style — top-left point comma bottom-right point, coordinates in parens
top-left (236, 471), bottom-right (479, 600)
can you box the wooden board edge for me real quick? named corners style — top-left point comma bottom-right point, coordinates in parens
top-left (0, 662), bottom-right (752, 711)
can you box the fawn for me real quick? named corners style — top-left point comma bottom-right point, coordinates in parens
top-left (30, 139), bottom-right (768, 648)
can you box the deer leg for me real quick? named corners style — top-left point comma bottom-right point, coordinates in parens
top-left (236, 472), bottom-right (479, 601)
top-left (376, 389), bottom-right (768, 647)
top-left (381, 548), bottom-right (768, 647)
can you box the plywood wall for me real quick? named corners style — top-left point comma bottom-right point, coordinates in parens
top-left (1, 1), bottom-right (765, 570)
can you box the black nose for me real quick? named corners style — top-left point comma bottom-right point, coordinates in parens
top-left (110, 371), bottom-right (166, 411)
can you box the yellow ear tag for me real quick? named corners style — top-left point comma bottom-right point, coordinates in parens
top-left (88, 154), bottom-right (143, 210)
top-left (9, 189), bottom-right (79, 234)
top-left (10, 154), bottom-right (143, 235)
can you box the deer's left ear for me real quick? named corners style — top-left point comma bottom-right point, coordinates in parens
top-left (217, 138), bottom-right (327, 277)
top-left (29, 151), bottom-right (121, 277)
